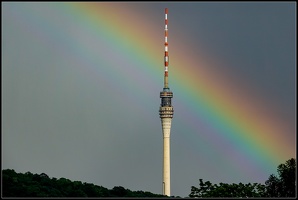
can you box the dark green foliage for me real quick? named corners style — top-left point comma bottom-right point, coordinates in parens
top-left (265, 158), bottom-right (296, 197)
top-left (2, 169), bottom-right (166, 197)
top-left (189, 179), bottom-right (265, 197)
top-left (189, 158), bottom-right (296, 198)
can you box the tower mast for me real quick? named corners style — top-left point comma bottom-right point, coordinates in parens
top-left (159, 8), bottom-right (174, 197)
top-left (164, 8), bottom-right (169, 88)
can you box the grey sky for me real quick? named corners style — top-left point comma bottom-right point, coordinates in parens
top-left (2, 2), bottom-right (296, 197)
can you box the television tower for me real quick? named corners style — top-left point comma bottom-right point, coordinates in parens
top-left (159, 8), bottom-right (173, 197)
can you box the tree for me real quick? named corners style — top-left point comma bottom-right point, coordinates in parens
top-left (265, 158), bottom-right (296, 197)
top-left (189, 158), bottom-right (296, 198)
top-left (189, 179), bottom-right (265, 198)
top-left (110, 186), bottom-right (129, 197)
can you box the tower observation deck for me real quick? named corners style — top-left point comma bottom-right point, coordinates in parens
top-left (159, 89), bottom-right (174, 119)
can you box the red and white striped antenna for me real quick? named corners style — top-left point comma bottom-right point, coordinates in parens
top-left (164, 8), bottom-right (169, 88)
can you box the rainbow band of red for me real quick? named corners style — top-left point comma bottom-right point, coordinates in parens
top-left (164, 8), bottom-right (169, 77)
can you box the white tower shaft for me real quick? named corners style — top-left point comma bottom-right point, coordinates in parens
top-left (161, 118), bottom-right (172, 196)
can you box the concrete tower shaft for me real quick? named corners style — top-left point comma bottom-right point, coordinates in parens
top-left (162, 117), bottom-right (172, 196)
top-left (163, 137), bottom-right (170, 195)
top-left (159, 93), bottom-right (173, 197)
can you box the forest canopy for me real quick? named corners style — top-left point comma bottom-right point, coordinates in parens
top-left (2, 169), bottom-right (167, 197)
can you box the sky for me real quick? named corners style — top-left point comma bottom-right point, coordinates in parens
top-left (1, 1), bottom-right (296, 197)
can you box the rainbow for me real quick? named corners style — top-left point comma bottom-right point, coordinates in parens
top-left (9, 2), bottom-right (295, 182)
top-left (70, 2), bottom-right (294, 160)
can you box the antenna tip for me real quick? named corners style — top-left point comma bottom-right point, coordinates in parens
top-left (165, 8), bottom-right (168, 14)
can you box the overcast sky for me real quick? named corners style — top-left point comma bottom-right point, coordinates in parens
top-left (2, 2), bottom-right (296, 197)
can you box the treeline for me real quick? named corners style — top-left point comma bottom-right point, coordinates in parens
top-left (189, 158), bottom-right (296, 198)
top-left (2, 158), bottom-right (296, 198)
top-left (2, 169), bottom-right (167, 197)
